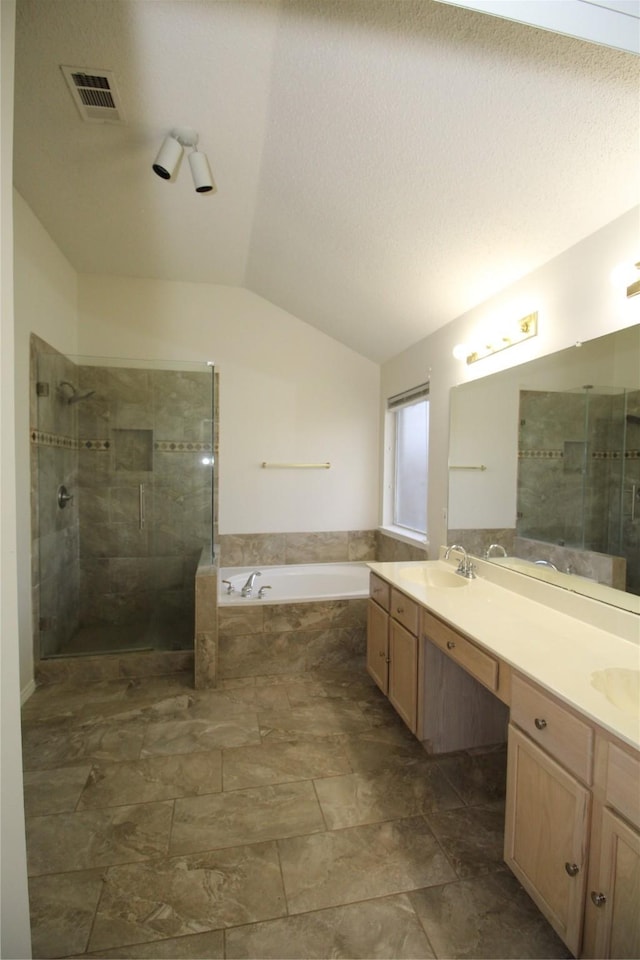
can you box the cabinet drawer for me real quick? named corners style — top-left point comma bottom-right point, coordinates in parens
top-left (511, 673), bottom-right (593, 784)
top-left (421, 608), bottom-right (498, 693)
top-left (370, 573), bottom-right (390, 611)
top-left (605, 741), bottom-right (640, 830)
top-left (390, 588), bottom-right (418, 635)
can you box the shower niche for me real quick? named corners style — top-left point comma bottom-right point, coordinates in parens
top-left (30, 334), bottom-right (215, 663)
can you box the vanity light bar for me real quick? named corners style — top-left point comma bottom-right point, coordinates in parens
top-left (465, 312), bottom-right (538, 365)
top-left (626, 262), bottom-right (640, 298)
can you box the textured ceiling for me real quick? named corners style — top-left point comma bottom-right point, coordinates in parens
top-left (13, 0), bottom-right (640, 362)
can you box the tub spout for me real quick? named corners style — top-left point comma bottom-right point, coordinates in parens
top-left (241, 571), bottom-right (261, 597)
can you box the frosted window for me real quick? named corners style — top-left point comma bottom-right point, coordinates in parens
top-left (394, 399), bottom-right (428, 534)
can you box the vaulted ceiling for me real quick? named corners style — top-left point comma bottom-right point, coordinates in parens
top-left (13, 0), bottom-right (640, 362)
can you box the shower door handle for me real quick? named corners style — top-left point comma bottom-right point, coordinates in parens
top-left (139, 483), bottom-right (145, 530)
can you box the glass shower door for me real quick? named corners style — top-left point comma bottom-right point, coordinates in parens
top-left (32, 338), bottom-right (214, 659)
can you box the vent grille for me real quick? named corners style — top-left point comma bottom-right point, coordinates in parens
top-left (61, 65), bottom-right (125, 123)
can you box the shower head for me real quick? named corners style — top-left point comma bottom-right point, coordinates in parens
top-left (58, 381), bottom-right (95, 405)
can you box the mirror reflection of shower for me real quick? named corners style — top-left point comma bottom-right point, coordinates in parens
top-left (57, 380), bottom-right (95, 405)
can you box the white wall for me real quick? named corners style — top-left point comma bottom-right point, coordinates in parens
top-left (13, 191), bottom-right (79, 693)
top-left (1, 2), bottom-right (33, 955)
top-left (382, 206), bottom-right (640, 555)
top-left (76, 276), bottom-right (381, 534)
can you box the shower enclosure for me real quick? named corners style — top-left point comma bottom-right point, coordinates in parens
top-left (31, 335), bottom-right (215, 659)
top-left (517, 385), bottom-right (640, 595)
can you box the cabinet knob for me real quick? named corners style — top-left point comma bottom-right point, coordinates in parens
top-left (396, 606), bottom-right (404, 614)
top-left (379, 650), bottom-right (385, 657)
top-left (534, 718), bottom-right (547, 730)
top-left (447, 640), bottom-right (456, 650)
top-left (565, 862), bottom-right (579, 877)
top-left (590, 891), bottom-right (607, 907)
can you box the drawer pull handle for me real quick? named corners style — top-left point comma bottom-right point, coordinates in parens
top-left (447, 640), bottom-right (456, 650)
top-left (379, 650), bottom-right (386, 658)
top-left (534, 718), bottom-right (547, 730)
top-left (591, 891), bottom-right (607, 907)
top-left (565, 862), bottom-right (579, 877)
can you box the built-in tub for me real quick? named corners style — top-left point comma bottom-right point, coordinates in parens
top-left (218, 561), bottom-right (370, 605)
top-left (217, 562), bottom-right (370, 679)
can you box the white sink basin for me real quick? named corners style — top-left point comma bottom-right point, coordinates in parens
top-left (591, 668), bottom-right (640, 716)
top-left (398, 564), bottom-right (470, 589)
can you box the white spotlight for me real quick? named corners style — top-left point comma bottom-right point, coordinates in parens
top-left (189, 150), bottom-right (215, 194)
top-left (152, 134), bottom-right (183, 180)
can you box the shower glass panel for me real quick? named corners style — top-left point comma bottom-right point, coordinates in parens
top-left (517, 385), bottom-right (640, 594)
top-left (33, 343), bottom-right (214, 658)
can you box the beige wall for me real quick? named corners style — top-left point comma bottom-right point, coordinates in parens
top-left (1, 2), bottom-right (33, 954)
top-left (381, 207), bottom-right (640, 557)
top-left (76, 276), bottom-right (381, 534)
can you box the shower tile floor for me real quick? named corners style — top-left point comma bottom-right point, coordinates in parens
top-left (52, 616), bottom-right (195, 657)
top-left (22, 667), bottom-right (572, 959)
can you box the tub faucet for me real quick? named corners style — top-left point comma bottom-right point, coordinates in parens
top-left (444, 544), bottom-right (476, 579)
top-left (241, 571), bottom-right (261, 597)
top-left (534, 559), bottom-right (558, 571)
top-left (485, 543), bottom-right (507, 558)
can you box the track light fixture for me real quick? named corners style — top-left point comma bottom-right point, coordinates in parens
top-left (152, 127), bottom-right (216, 194)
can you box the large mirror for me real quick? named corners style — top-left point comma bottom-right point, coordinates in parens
top-left (448, 325), bottom-right (640, 613)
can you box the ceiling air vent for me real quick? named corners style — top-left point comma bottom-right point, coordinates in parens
top-left (61, 65), bottom-right (125, 123)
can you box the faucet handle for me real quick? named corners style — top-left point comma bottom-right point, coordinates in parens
top-left (258, 585), bottom-right (272, 599)
top-left (222, 579), bottom-right (234, 594)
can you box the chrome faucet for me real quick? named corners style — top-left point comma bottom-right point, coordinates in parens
top-left (534, 559), bottom-right (558, 571)
top-left (444, 543), bottom-right (476, 579)
top-left (485, 543), bottom-right (507, 558)
top-left (241, 571), bottom-right (261, 597)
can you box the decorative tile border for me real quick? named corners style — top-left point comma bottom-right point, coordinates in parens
top-left (519, 448), bottom-right (640, 461)
top-left (31, 430), bottom-right (212, 454)
top-left (30, 429), bottom-right (77, 449)
top-left (154, 441), bottom-right (212, 452)
top-left (518, 449), bottom-right (563, 460)
top-left (81, 439), bottom-right (111, 450)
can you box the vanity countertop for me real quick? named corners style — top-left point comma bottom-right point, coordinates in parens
top-left (368, 558), bottom-right (640, 751)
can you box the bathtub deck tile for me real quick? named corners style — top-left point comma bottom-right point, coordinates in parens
top-left (217, 606), bottom-right (265, 638)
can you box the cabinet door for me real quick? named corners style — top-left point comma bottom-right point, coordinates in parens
top-left (388, 619), bottom-right (418, 732)
top-left (504, 724), bottom-right (590, 957)
top-left (366, 599), bottom-right (389, 694)
top-left (590, 808), bottom-right (640, 959)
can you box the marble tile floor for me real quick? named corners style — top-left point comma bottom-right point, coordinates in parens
top-left (22, 668), bottom-right (572, 960)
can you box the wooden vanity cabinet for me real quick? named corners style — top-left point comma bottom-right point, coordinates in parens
top-left (367, 574), bottom-right (420, 733)
top-left (505, 723), bottom-right (591, 956)
top-left (367, 580), bottom-right (390, 694)
top-left (506, 674), bottom-right (594, 956)
top-left (583, 738), bottom-right (640, 959)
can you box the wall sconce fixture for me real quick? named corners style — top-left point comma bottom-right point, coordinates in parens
top-left (453, 312), bottom-right (538, 365)
top-left (152, 127), bottom-right (216, 194)
top-left (626, 262), bottom-right (640, 298)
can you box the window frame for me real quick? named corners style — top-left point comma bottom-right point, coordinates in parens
top-left (382, 383), bottom-right (430, 543)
